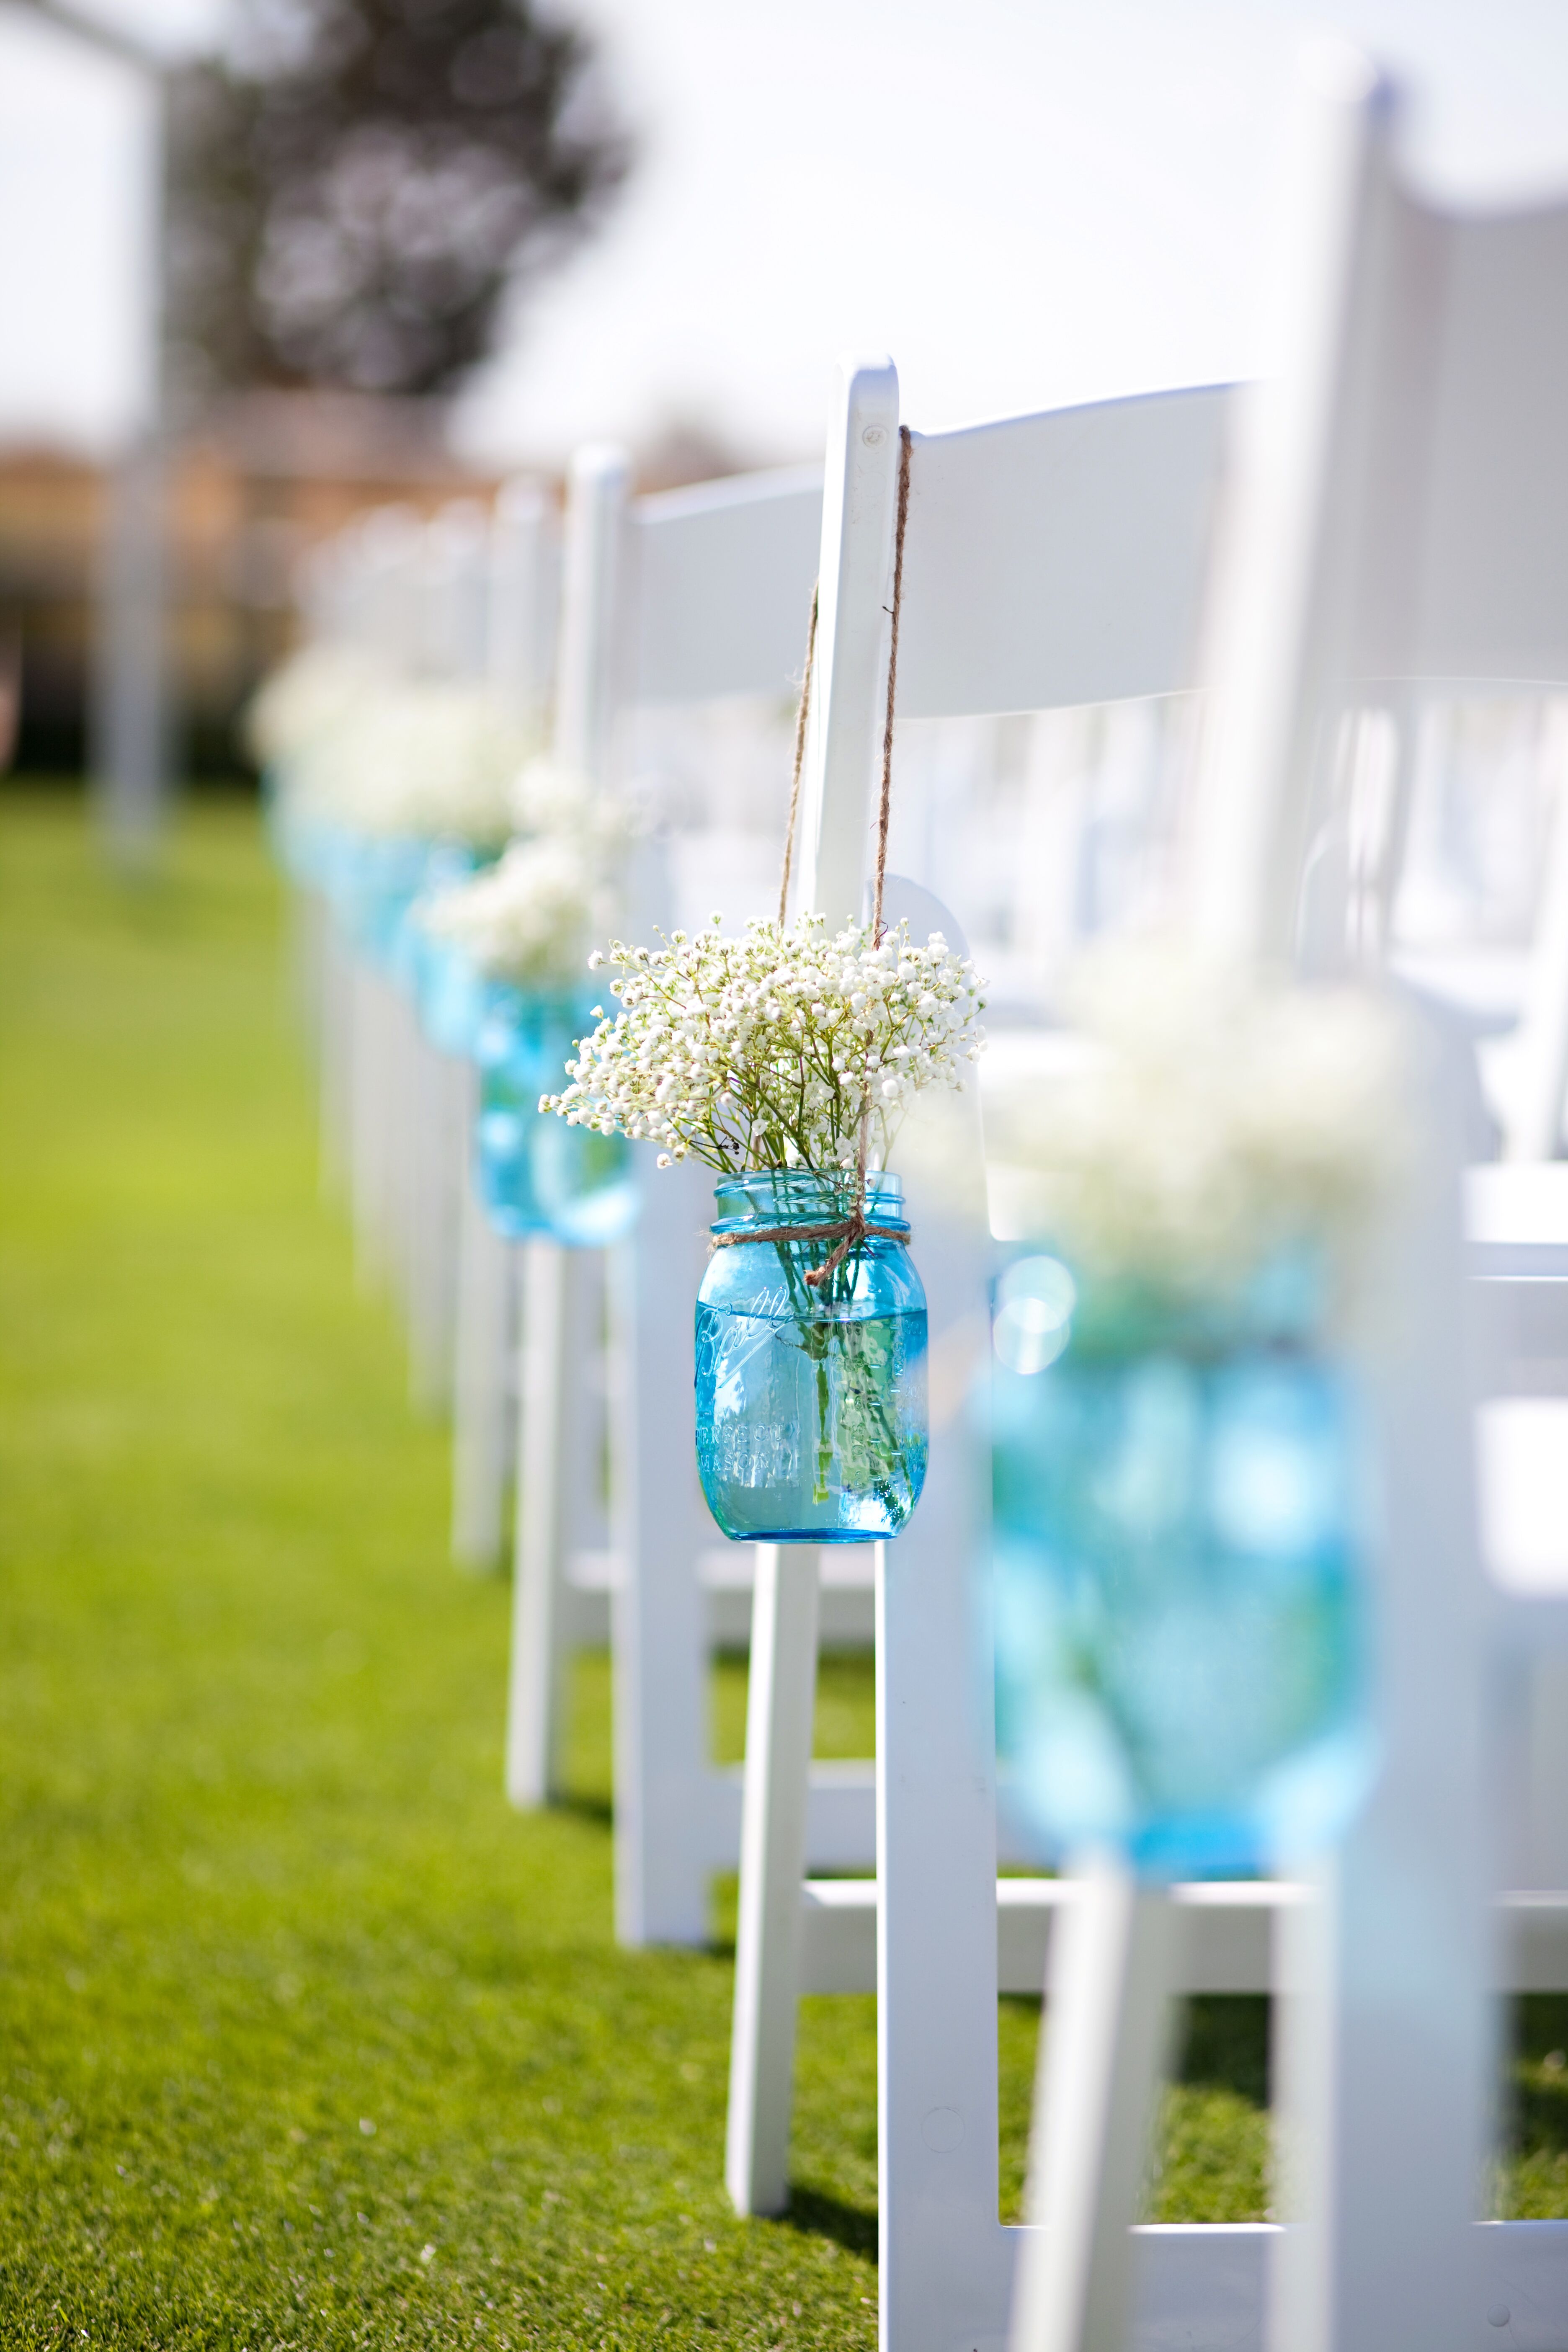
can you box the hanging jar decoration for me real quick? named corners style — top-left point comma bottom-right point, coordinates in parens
top-left (421, 819), bottom-right (636, 1249)
top-left (697, 1171), bottom-right (926, 1543)
top-left (545, 906), bottom-right (984, 1542)
top-left (474, 979), bottom-right (634, 1246)
top-left (982, 948), bottom-right (1408, 1877)
top-left (545, 431), bottom-right (987, 1542)
top-left (400, 839), bottom-right (497, 1057)
top-left (247, 665), bottom-right (536, 962)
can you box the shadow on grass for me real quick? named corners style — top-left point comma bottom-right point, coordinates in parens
top-left (552, 1789), bottom-right (614, 1832)
top-left (1511, 1997), bottom-right (1568, 2162)
top-left (1178, 1994), bottom-right (1269, 2105)
top-left (782, 2184), bottom-right (878, 2262)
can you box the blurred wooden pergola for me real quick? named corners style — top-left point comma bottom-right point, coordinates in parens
top-left (21, 0), bottom-right (168, 861)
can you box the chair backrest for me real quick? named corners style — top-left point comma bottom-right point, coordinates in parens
top-left (545, 440), bottom-right (829, 1951)
top-left (485, 477), bottom-right (559, 719)
top-left (551, 445), bottom-right (823, 783)
top-left (794, 362), bottom-right (1233, 924)
top-left (1187, 46), bottom-right (1568, 968)
top-left (1175, 44), bottom-right (1568, 2352)
top-left (782, 359), bottom-right (1235, 2352)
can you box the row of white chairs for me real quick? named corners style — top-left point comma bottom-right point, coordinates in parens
top-left (276, 43), bottom-right (1568, 2348)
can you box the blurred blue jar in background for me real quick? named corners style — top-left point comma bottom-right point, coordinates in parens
top-left (333, 833), bottom-right (433, 967)
top-left (695, 1170), bottom-right (928, 1544)
top-left (473, 984), bottom-right (635, 1247)
top-left (416, 937), bottom-right (487, 1059)
top-left (990, 1249), bottom-right (1372, 1879)
top-left (397, 843), bottom-right (494, 1055)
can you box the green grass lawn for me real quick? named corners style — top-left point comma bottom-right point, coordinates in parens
top-left (4, 790), bottom-right (1550, 2349)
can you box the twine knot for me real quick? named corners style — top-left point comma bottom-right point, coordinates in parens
top-left (709, 1210), bottom-right (911, 1286)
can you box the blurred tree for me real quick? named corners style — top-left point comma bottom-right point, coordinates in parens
top-left (167, 0), bottom-right (629, 401)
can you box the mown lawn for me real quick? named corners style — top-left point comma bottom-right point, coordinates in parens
top-left (15, 787), bottom-right (1515, 2349)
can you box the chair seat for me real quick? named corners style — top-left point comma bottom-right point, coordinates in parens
top-left (799, 1874), bottom-right (1568, 1996)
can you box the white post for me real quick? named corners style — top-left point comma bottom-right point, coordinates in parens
top-left (451, 1223), bottom-right (516, 1568)
top-left (405, 1033), bottom-right (463, 1412)
top-left (90, 50), bottom-right (166, 866)
top-left (725, 1545), bottom-right (822, 2215)
top-left (1269, 1031), bottom-right (1493, 2352)
top-left (554, 446), bottom-right (629, 780)
top-left (1503, 703), bottom-right (1568, 1161)
top-left (443, 477), bottom-right (555, 1566)
top-left (872, 1172), bottom-right (1006, 2352)
top-left (500, 444), bottom-right (631, 1814)
top-left (507, 1240), bottom-right (572, 1805)
top-left (722, 353), bottom-right (902, 2212)
top-left (1010, 1862), bottom-right (1179, 2352)
top-left (793, 356), bottom-right (902, 928)
top-left (487, 477), bottom-right (558, 717)
top-left (93, 428), bottom-right (167, 865)
top-left (609, 1156), bottom-right (722, 1944)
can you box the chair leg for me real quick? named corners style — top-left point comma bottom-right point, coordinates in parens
top-left (406, 1036), bottom-right (461, 1414)
top-left (506, 1240), bottom-right (571, 1806)
top-left (348, 961), bottom-right (387, 1288)
top-left (317, 910), bottom-right (351, 1199)
top-left (607, 1164), bottom-right (722, 1948)
top-left (450, 1137), bottom-right (514, 1571)
top-left (726, 1543), bottom-right (820, 2218)
top-left (1010, 1862), bottom-right (1176, 2352)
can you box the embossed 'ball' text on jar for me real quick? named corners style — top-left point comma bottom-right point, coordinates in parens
top-left (695, 1169), bottom-right (929, 1545)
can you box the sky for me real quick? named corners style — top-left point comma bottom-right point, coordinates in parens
top-left (2, 0), bottom-right (1568, 465)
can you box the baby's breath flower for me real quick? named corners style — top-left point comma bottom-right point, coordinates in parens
top-left (543, 912), bottom-right (986, 1174)
top-left (984, 939), bottom-right (1410, 1301)
top-left (421, 837), bottom-right (602, 984)
top-left (283, 680), bottom-right (540, 844)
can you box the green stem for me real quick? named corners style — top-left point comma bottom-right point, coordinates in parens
top-left (813, 1352), bottom-right (833, 1505)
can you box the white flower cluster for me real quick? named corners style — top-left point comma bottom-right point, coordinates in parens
top-left (508, 755), bottom-right (638, 856)
top-left (418, 756), bottom-right (637, 984)
top-left (984, 940), bottom-right (1410, 1297)
top-left (243, 643), bottom-right (391, 770)
top-left (283, 679), bottom-right (540, 845)
top-left (421, 835), bottom-right (606, 985)
top-left (544, 913), bottom-right (987, 1173)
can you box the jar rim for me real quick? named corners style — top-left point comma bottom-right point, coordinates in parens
top-left (710, 1166), bottom-right (908, 1236)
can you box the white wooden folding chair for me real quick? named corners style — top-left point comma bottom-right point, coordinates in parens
top-left (447, 479), bottom-right (560, 1568)
top-left (403, 500), bottom-right (493, 1417)
top-left (502, 444), bottom-right (887, 1944)
top-left (722, 358), bottom-right (1259, 2348)
top-left (1011, 44), bottom-right (1568, 2352)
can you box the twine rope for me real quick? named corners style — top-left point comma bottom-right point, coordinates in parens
top-left (729, 425), bottom-right (917, 1289)
top-left (777, 584), bottom-right (818, 928)
top-left (710, 1214), bottom-right (910, 1268)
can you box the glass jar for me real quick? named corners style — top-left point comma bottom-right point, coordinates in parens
top-left (333, 831), bottom-right (431, 966)
top-left (400, 843), bottom-right (492, 1055)
top-left (417, 937), bottom-right (486, 1059)
top-left (473, 983), bottom-right (636, 1248)
top-left (695, 1170), bottom-right (928, 1545)
top-left (989, 1250), bottom-right (1372, 1878)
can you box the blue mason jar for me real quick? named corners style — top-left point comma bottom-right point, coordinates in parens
top-left (333, 832), bottom-right (432, 966)
top-left (397, 842), bottom-right (493, 1049)
top-left (990, 1250), bottom-right (1372, 1878)
top-left (417, 936), bottom-right (487, 1058)
top-left (473, 983), bottom-right (636, 1248)
top-left (695, 1170), bottom-right (928, 1545)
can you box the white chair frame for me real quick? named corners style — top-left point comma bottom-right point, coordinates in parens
top-left (502, 446), bottom-right (889, 1944)
top-left (725, 358), bottom-right (1264, 2352)
top-left (1015, 46), bottom-right (1568, 2352)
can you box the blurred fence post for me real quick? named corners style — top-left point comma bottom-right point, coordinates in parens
top-left (21, 0), bottom-right (169, 863)
top-left (93, 425), bottom-right (168, 864)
